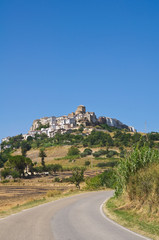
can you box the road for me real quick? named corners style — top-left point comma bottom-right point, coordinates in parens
top-left (0, 191), bottom-right (151, 240)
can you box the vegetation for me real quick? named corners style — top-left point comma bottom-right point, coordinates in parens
top-left (105, 146), bottom-right (159, 239)
top-left (21, 141), bottom-right (31, 157)
top-left (84, 160), bottom-right (90, 166)
top-left (1, 155), bottom-right (33, 178)
top-left (81, 148), bottom-right (92, 157)
top-left (86, 169), bottom-right (116, 190)
top-left (115, 146), bottom-right (159, 196)
top-left (36, 122), bottom-right (50, 130)
top-left (70, 168), bottom-right (85, 189)
top-left (67, 146), bottom-right (80, 156)
top-left (38, 148), bottom-right (47, 169)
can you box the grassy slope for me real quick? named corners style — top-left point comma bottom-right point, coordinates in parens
top-left (3, 145), bottom-right (116, 214)
top-left (12, 145), bottom-right (120, 168)
top-left (105, 163), bottom-right (159, 240)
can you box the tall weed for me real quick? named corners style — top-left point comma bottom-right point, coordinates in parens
top-left (115, 146), bottom-right (159, 196)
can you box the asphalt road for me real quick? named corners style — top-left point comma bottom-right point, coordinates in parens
top-left (0, 191), bottom-right (151, 240)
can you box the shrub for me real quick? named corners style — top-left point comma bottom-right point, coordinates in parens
top-left (81, 148), bottom-right (92, 158)
top-left (86, 169), bottom-right (116, 190)
top-left (96, 161), bottom-right (118, 168)
top-left (67, 146), bottom-right (80, 156)
top-left (96, 162), bottom-right (108, 167)
top-left (85, 160), bottom-right (90, 166)
top-left (11, 170), bottom-right (20, 180)
top-left (83, 148), bottom-right (92, 155)
top-left (86, 175), bottom-right (102, 190)
top-left (93, 149), bottom-right (107, 157)
top-left (1, 168), bottom-right (11, 179)
top-left (100, 169), bottom-right (116, 188)
top-left (46, 164), bottom-right (62, 173)
top-left (106, 150), bottom-right (118, 158)
top-left (80, 152), bottom-right (87, 158)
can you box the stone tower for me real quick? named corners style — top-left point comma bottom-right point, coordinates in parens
top-left (75, 105), bottom-right (86, 115)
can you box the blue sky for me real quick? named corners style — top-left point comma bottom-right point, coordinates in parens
top-left (1, 0), bottom-right (159, 140)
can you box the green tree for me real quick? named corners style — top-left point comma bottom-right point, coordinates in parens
top-left (70, 168), bottom-right (85, 189)
top-left (1, 168), bottom-right (10, 179)
top-left (39, 149), bottom-right (47, 169)
top-left (67, 146), bottom-right (80, 156)
top-left (47, 164), bottom-right (62, 174)
top-left (11, 170), bottom-right (20, 180)
top-left (21, 141), bottom-right (31, 157)
top-left (5, 155), bottom-right (33, 177)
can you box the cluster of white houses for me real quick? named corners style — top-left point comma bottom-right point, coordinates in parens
top-left (1, 105), bottom-right (135, 143)
top-left (22, 105), bottom-right (97, 140)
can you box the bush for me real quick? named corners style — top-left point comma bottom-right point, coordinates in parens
top-left (86, 175), bottom-right (102, 190)
top-left (93, 149), bottom-right (107, 158)
top-left (96, 161), bottom-right (118, 168)
top-left (85, 160), bottom-right (90, 166)
top-left (86, 169), bottom-right (116, 190)
top-left (1, 168), bottom-right (11, 179)
top-left (106, 150), bottom-right (118, 158)
top-left (100, 169), bottom-right (116, 188)
top-left (33, 166), bottom-right (43, 173)
top-left (83, 148), bottom-right (92, 155)
top-left (80, 152), bottom-right (87, 158)
top-left (81, 148), bottom-right (92, 158)
top-left (67, 146), bottom-right (80, 156)
top-left (11, 170), bottom-right (20, 179)
top-left (46, 164), bottom-right (62, 173)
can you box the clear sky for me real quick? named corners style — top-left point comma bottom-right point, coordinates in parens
top-left (1, 0), bottom-right (159, 140)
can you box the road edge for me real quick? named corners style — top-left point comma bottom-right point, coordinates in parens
top-left (100, 197), bottom-right (152, 240)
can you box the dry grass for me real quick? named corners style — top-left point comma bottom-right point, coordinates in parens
top-left (0, 176), bottom-right (75, 213)
top-left (0, 168), bottom-right (103, 215)
top-left (104, 196), bottom-right (159, 240)
top-left (12, 145), bottom-right (120, 168)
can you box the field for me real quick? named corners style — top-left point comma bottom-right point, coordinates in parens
top-left (0, 145), bottom-right (118, 216)
top-left (0, 168), bottom-right (104, 215)
top-left (13, 145), bottom-right (120, 167)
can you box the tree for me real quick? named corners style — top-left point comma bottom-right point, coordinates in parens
top-left (47, 164), bottom-right (62, 174)
top-left (70, 168), bottom-right (85, 189)
top-left (39, 149), bottom-right (47, 169)
top-left (11, 170), bottom-right (20, 181)
top-left (21, 141), bottom-right (31, 157)
top-left (5, 155), bottom-right (33, 177)
top-left (67, 146), bottom-right (80, 156)
top-left (1, 168), bottom-right (10, 179)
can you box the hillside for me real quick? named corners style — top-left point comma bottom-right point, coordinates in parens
top-left (106, 147), bottom-right (159, 240)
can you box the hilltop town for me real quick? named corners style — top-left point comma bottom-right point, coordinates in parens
top-left (19, 105), bottom-right (135, 140)
top-left (2, 105), bottom-right (135, 143)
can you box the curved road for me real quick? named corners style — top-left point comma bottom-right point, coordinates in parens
top-left (0, 191), bottom-right (150, 240)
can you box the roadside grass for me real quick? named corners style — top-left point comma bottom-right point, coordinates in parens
top-left (0, 181), bottom-right (108, 219)
top-left (0, 188), bottom-right (83, 218)
top-left (105, 197), bottom-right (159, 240)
